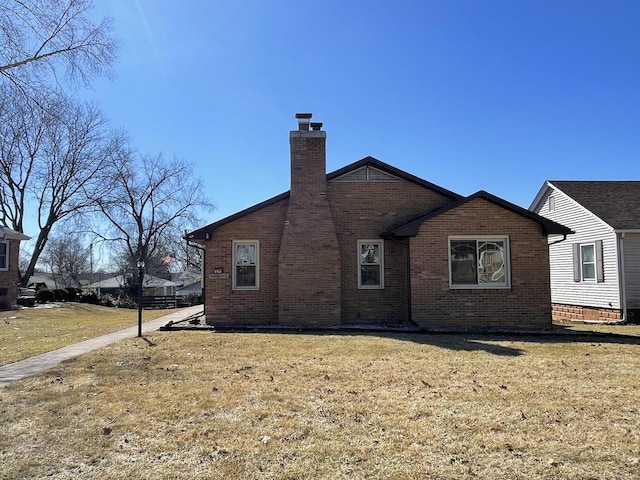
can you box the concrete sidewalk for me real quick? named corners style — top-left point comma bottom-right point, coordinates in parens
top-left (0, 305), bottom-right (204, 386)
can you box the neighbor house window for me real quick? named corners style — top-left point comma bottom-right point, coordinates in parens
top-left (0, 242), bottom-right (7, 271)
top-left (358, 240), bottom-right (384, 289)
top-left (449, 237), bottom-right (510, 288)
top-left (580, 244), bottom-right (595, 281)
top-left (573, 241), bottom-right (603, 283)
top-left (233, 241), bottom-right (258, 289)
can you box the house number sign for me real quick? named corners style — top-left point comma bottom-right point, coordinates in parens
top-left (210, 268), bottom-right (228, 279)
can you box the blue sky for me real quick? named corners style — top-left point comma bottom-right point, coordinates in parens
top-left (89, 0), bottom-right (640, 226)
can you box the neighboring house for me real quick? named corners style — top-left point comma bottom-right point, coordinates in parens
top-left (0, 226), bottom-right (31, 309)
top-left (85, 274), bottom-right (179, 297)
top-left (530, 181), bottom-right (640, 323)
top-left (27, 272), bottom-right (75, 290)
top-left (186, 113), bottom-right (570, 331)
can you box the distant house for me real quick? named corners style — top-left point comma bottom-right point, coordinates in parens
top-left (186, 113), bottom-right (570, 331)
top-left (85, 274), bottom-right (180, 297)
top-left (530, 181), bottom-right (640, 322)
top-left (0, 226), bottom-right (30, 309)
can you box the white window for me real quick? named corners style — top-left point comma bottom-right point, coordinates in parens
top-left (233, 241), bottom-right (258, 290)
top-left (573, 241), bottom-right (603, 283)
top-left (0, 242), bottom-right (7, 271)
top-left (358, 240), bottom-right (384, 289)
top-left (580, 243), bottom-right (596, 281)
top-left (449, 237), bottom-right (510, 288)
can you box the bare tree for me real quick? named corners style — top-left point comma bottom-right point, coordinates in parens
top-left (96, 153), bottom-right (212, 281)
top-left (0, 0), bottom-right (117, 98)
top-left (39, 229), bottom-right (91, 288)
top-left (0, 83), bottom-right (47, 233)
top-left (0, 86), bottom-right (128, 285)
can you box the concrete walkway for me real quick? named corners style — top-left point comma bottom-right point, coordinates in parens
top-left (0, 305), bottom-right (204, 386)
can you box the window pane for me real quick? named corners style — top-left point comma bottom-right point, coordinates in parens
top-left (581, 244), bottom-right (594, 263)
top-left (360, 265), bottom-right (380, 286)
top-left (451, 240), bottom-right (477, 285)
top-left (581, 244), bottom-right (595, 280)
top-left (235, 244), bottom-right (256, 266)
top-left (236, 265), bottom-right (256, 287)
top-left (234, 242), bottom-right (258, 288)
top-left (0, 243), bottom-right (6, 269)
top-left (582, 263), bottom-right (595, 281)
top-left (360, 243), bottom-right (380, 265)
top-left (478, 241), bottom-right (506, 284)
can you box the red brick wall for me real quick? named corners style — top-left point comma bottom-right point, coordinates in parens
top-left (0, 240), bottom-right (21, 309)
top-left (203, 200), bottom-right (288, 325)
top-left (552, 303), bottom-right (623, 322)
top-left (202, 178), bottom-right (457, 327)
top-left (278, 130), bottom-right (342, 325)
top-left (327, 180), bottom-right (455, 325)
top-left (409, 198), bottom-right (553, 330)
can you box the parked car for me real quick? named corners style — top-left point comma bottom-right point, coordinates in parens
top-left (17, 287), bottom-right (36, 307)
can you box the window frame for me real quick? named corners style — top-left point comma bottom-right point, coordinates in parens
top-left (448, 236), bottom-right (511, 289)
top-left (357, 239), bottom-right (384, 289)
top-left (573, 241), bottom-right (604, 283)
top-left (0, 241), bottom-right (8, 271)
top-left (579, 242), bottom-right (596, 282)
top-left (232, 240), bottom-right (259, 290)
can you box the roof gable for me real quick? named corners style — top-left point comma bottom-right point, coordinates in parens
top-left (186, 157), bottom-right (462, 241)
top-left (390, 190), bottom-right (573, 237)
top-left (547, 181), bottom-right (640, 230)
top-left (328, 157), bottom-right (462, 199)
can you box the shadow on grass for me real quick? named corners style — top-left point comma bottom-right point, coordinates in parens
top-left (168, 322), bottom-right (640, 357)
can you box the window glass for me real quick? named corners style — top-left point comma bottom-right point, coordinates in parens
top-left (450, 240), bottom-right (477, 285)
top-left (580, 244), bottom-right (596, 281)
top-left (450, 238), bottom-right (509, 288)
top-left (234, 242), bottom-right (258, 289)
top-left (0, 242), bottom-right (7, 270)
top-left (478, 241), bottom-right (506, 284)
top-left (358, 241), bottom-right (383, 288)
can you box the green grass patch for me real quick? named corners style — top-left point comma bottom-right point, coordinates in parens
top-left (0, 303), bottom-right (176, 365)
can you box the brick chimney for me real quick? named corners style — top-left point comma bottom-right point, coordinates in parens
top-left (289, 113), bottom-right (326, 199)
top-left (278, 113), bottom-right (341, 325)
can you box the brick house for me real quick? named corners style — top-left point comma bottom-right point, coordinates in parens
top-left (186, 114), bottom-right (571, 330)
top-left (0, 226), bottom-right (31, 309)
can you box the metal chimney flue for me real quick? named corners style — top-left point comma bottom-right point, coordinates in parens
top-left (295, 113), bottom-right (312, 131)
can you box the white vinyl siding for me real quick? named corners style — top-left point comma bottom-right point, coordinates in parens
top-left (532, 187), bottom-right (620, 309)
top-left (622, 233), bottom-right (640, 309)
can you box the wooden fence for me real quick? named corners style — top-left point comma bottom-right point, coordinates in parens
top-left (142, 295), bottom-right (178, 309)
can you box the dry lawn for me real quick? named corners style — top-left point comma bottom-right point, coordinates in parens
top-left (1, 325), bottom-right (639, 479)
top-left (0, 303), bottom-right (176, 366)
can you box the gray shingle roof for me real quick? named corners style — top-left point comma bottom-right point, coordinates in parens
top-left (551, 181), bottom-right (640, 230)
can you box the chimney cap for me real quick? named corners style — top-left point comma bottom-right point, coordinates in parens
top-left (295, 113), bottom-right (313, 119)
top-left (310, 122), bottom-right (323, 131)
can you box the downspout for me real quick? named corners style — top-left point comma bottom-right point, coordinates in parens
top-left (404, 237), bottom-right (412, 324)
top-left (186, 238), bottom-right (206, 309)
top-left (618, 232), bottom-right (628, 323)
top-left (546, 233), bottom-right (568, 321)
